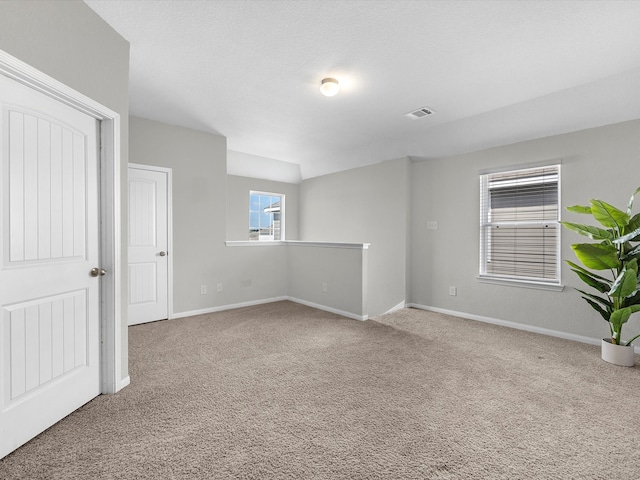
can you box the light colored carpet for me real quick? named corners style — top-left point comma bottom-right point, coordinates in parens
top-left (1, 300), bottom-right (638, 479)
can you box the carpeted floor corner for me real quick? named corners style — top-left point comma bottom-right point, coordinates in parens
top-left (1, 301), bottom-right (638, 479)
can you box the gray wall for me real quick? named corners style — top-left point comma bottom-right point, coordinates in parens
top-left (287, 245), bottom-right (367, 318)
top-left (8, 0), bottom-right (634, 383)
top-left (134, 112), bottom-right (640, 342)
top-left (300, 158), bottom-right (411, 316)
top-left (130, 117), bottom-right (371, 318)
top-left (0, 0), bottom-right (130, 379)
top-left (410, 119), bottom-right (640, 342)
top-left (226, 175), bottom-right (299, 241)
top-left (130, 116), bottom-right (229, 313)
top-left (130, 117), bottom-right (291, 314)
top-left (295, 119), bottom-right (640, 343)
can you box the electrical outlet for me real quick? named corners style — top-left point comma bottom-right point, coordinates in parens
top-left (217, 283), bottom-right (223, 292)
top-left (322, 282), bottom-right (327, 292)
top-left (449, 286), bottom-right (457, 296)
top-left (200, 285), bottom-right (207, 295)
top-left (427, 221), bottom-right (439, 230)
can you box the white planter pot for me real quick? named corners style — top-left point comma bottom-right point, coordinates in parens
top-left (601, 338), bottom-right (636, 367)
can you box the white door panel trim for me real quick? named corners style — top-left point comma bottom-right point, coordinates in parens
top-left (0, 50), bottom-right (125, 394)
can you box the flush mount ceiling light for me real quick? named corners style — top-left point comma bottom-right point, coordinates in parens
top-left (320, 77), bottom-right (340, 97)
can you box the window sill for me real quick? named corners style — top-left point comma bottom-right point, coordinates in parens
top-left (225, 240), bottom-right (370, 250)
top-left (476, 275), bottom-right (564, 292)
top-left (225, 241), bottom-right (287, 247)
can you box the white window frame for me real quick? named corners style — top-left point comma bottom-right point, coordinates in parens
top-left (249, 190), bottom-right (285, 242)
top-left (478, 162), bottom-right (563, 291)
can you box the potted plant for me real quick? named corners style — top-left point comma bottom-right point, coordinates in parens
top-left (561, 187), bottom-right (640, 366)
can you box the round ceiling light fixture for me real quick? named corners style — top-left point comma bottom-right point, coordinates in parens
top-left (320, 77), bottom-right (340, 97)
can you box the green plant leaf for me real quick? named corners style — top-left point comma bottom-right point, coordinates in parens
top-left (571, 243), bottom-right (619, 270)
top-left (625, 257), bottom-right (638, 273)
top-left (590, 200), bottom-right (630, 229)
top-left (575, 289), bottom-right (612, 308)
top-left (565, 261), bottom-right (611, 282)
top-left (582, 297), bottom-right (611, 322)
top-left (626, 187), bottom-right (640, 214)
top-left (610, 305), bottom-right (640, 331)
top-left (613, 226), bottom-right (640, 244)
top-left (622, 213), bottom-right (640, 242)
top-left (608, 267), bottom-right (638, 298)
top-left (571, 270), bottom-right (611, 293)
top-left (627, 305), bottom-right (640, 314)
top-left (610, 259), bottom-right (638, 299)
top-left (566, 259), bottom-right (612, 293)
top-left (622, 289), bottom-right (640, 307)
top-left (561, 222), bottom-right (613, 241)
top-left (566, 205), bottom-right (592, 214)
top-left (623, 332), bottom-right (640, 347)
top-left (625, 212), bottom-right (640, 232)
top-left (565, 260), bottom-right (611, 282)
top-left (621, 243), bottom-right (640, 261)
top-left (610, 309), bottom-right (629, 335)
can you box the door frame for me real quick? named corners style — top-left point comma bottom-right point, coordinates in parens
top-left (128, 163), bottom-right (174, 322)
top-left (0, 50), bottom-right (126, 393)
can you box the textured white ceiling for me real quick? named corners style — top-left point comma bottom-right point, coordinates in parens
top-left (85, 0), bottom-right (640, 180)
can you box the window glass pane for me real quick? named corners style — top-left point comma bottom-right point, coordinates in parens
top-left (249, 211), bottom-right (259, 229)
top-left (249, 193), bottom-right (260, 211)
top-left (249, 192), bottom-right (284, 241)
top-left (260, 212), bottom-right (271, 228)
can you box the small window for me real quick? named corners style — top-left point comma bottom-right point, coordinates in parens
top-left (249, 191), bottom-right (284, 241)
top-left (479, 164), bottom-right (560, 285)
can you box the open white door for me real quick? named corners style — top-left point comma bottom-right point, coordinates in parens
top-left (128, 165), bottom-right (171, 325)
top-left (0, 73), bottom-right (101, 458)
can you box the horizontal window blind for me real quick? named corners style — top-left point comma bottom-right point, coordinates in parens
top-left (480, 165), bottom-right (560, 283)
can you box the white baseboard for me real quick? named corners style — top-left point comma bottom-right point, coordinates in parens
top-left (116, 375), bottom-right (130, 392)
top-left (406, 303), bottom-right (617, 349)
top-left (171, 296), bottom-right (288, 319)
top-left (286, 297), bottom-right (368, 321)
top-left (384, 301), bottom-right (406, 315)
top-left (170, 296), bottom-right (367, 322)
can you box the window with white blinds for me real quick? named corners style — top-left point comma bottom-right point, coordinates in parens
top-left (479, 165), bottom-right (560, 285)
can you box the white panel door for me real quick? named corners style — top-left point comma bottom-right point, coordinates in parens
top-left (0, 74), bottom-right (100, 458)
top-left (128, 166), bottom-right (169, 325)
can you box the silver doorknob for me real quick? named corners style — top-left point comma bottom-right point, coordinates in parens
top-left (90, 268), bottom-right (107, 277)
top-left (159, 251), bottom-right (167, 257)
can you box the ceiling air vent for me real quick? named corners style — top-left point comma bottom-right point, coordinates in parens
top-left (405, 106), bottom-right (436, 120)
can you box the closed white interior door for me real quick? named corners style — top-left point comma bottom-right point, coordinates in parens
top-left (128, 166), bottom-right (169, 325)
top-left (0, 74), bottom-right (101, 458)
